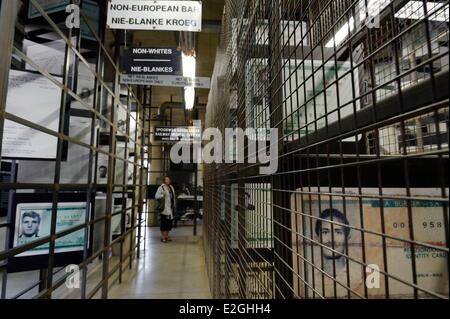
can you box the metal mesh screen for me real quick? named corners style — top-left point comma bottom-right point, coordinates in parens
top-left (204, 0), bottom-right (449, 299)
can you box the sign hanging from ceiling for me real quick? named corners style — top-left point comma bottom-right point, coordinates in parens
top-left (121, 47), bottom-right (181, 75)
top-left (120, 74), bottom-right (211, 88)
top-left (107, 0), bottom-right (202, 32)
top-left (154, 126), bottom-right (202, 142)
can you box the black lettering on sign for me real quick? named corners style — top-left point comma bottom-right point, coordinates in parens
top-left (111, 17), bottom-right (126, 24)
top-left (165, 19), bottom-right (197, 27)
top-left (181, 5), bottom-right (199, 13)
top-left (110, 4), bottom-right (129, 11)
top-left (121, 46), bottom-right (181, 75)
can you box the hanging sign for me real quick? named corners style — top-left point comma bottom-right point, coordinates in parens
top-left (154, 126), bottom-right (202, 142)
top-left (120, 74), bottom-right (210, 88)
top-left (121, 47), bottom-right (181, 75)
top-left (107, 0), bottom-right (202, 32)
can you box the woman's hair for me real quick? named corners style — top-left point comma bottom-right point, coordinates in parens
top-left (163, 175), bottom-right (172, 183)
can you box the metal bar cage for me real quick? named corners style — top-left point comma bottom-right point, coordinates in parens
top-left (0, 0), bottom-right (150, 299)
top-left (204, 0), bottom-right (449, 298)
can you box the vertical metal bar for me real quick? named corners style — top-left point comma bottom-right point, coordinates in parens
top-left (101, 34), bottom-right (120, 299)
top-left (268, 0), bottom-right (293, 299)
top-left (45, 22), bottom-right (74, 299)
top-left (193, 163), bottom-right (198, 236)
top-left (1, 160), bottom-right (17, 299)
top-left (138, 87), bottom-right (146, 259)
top-left (130, 91), bottom-right (139, 264)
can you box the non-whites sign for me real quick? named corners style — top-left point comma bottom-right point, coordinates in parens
top-left (120, 74), bottom-right (211, 88)
top-left (107, 0), bottom-right (202, 32)
top-left (121, 47), bottom-right (181, 75)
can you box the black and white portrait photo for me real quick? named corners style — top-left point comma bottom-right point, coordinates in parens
top-left (19, 211), bottom-right (41, 239)
top-left (315, 208), bottom-right (350, 274)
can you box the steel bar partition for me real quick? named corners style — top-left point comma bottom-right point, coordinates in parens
top-left (203, 0), bottom-right (449, 299)
top-left (0, 0), bottom-right (150, 299)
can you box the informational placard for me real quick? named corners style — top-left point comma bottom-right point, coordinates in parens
top-left (107, 0), bottom-right (202, 32)
top-left (96, 142), bottom-right (126, 186)
top-left (111, 194), bottom-right (132, 236)
top-left (71, 62), bottom-right (96, 111)
top-left (111, 195), bottom-right (124, 236)
top-left (290, 187), bottom-right (449, 298)
top-left (96, 145), bottom-right (110, 185)
top-left (154, 126), bottom-right (201, 142)
top-left (25, 37), bottom-right (77, 76)
top-left (120, 74), bottom-right (210, 88)
top-left (121, 47), bottom-right (181, 75)
top-left (2, 70), bottom-right (62, 159)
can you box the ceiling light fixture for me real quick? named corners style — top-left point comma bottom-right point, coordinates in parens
top-left (182, 52), bottom-right (196, 110)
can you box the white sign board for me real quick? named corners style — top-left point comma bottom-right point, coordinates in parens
top-left (120, 74), bottom-right (210, 88)
top-left (2, 70), bottom-right (62, 159)
top-left (107, 0), bottom-right (202, 32)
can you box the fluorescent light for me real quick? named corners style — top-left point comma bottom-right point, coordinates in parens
top-left (182, 53), bottom-right (196, 110)
top-left (184, 87), bottom-right (195, 110)
top-left (325, 16), bottom-right (355, 48)
top-left (182, 53), bottom-right (196, 78)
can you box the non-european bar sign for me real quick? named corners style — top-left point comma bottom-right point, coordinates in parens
top-left (121, 47), bottom-right (181, 75)
top-left (107, 0), bottom-right (202, 32)
top-left (154, 126), bottom-right (202, 142)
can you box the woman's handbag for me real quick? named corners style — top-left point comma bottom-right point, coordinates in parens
top-left (155, 197), bottom-right (165, 213)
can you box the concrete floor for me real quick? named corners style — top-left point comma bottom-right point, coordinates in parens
top-left (0, 223), bottom-right (211, 299)
top-left (107, 226), bottom-right (211, 299)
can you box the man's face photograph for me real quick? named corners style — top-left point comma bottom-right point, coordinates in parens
top-left (21, 214), bottom-right (40, 237)
top-left (99, 166), bottom-right (107, 178)
top-left (319, 218), bottom-right (347, 259)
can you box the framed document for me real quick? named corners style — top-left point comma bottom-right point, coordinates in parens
top-left (290, 187), bottom-right (449, 298)
top-left (7, 192), bottom-right (92, 272)
top-left (13, 202), bottom-right (87, 256)
top-left (2, 69), bottom-right (62, 160)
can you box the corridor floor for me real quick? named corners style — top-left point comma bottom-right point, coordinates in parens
top-left (107, 226), bottom-right (211, 299)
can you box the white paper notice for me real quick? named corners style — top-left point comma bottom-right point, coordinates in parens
top-left (24, 38), bottom-right (77, 76)
top-left (2, 70), bottom-right (62, 159)
top-left (120, 74), bottom-right (211, 88)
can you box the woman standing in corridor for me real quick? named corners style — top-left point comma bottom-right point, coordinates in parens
top-left (155, 175), bottom-right (176, 243)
